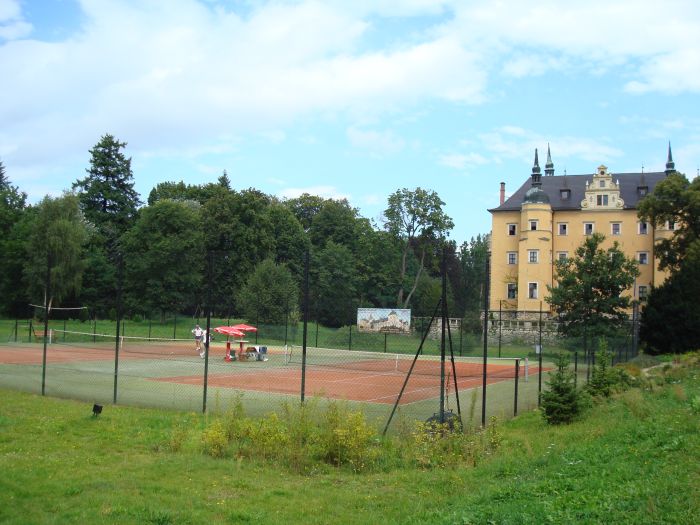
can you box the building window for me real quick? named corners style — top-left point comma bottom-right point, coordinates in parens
top-left (638, 186), bottom-right (648, 196)
top-left (507, 283), bottom-right (517, 299)
top-left (611, 223), bottom-right (621, 235)
top-left (508, 224), bottom-right (517, 236)
top-left (599, 180), bottom-right (606, 188)
top-left (528, 282), bottom-right (538, 299)
top-left (557, 252), bottom-right (568, 262)
top-left (667, 221), bottom-right (676, 231)
top-left (584, 223), bottom-right (594, 235)
top-left (529, 220), bottom-right (538, 231)
top-left (560, 189), bottom-right (571, 199)
top-left (528, 250), bottom-right (539, 263)
top-left (597, 194), bottom-right (609, 206)
top-left (638, 285), bottom-right (648, 301)
top-left (638, 252), bottom-right (649, 265)
top-left (507, 252), bottom-right (517, 265)
top-left (558, 223), bottom-right (568, 235)
top-left (638, 222), bottom-right (648, 235)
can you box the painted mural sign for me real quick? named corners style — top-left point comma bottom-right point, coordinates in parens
top-left (357, 308), bottom-right (411, 334)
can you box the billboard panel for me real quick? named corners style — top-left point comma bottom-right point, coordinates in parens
top-left (357, 308), bottom-right (411, 334)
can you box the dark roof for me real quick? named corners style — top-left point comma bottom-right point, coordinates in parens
top-left (489, 171), bottom-right (666, 212)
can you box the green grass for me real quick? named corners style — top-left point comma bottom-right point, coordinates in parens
top-left (1, 359), bottom-right (698, 524)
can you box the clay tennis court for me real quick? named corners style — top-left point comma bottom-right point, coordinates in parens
top-left (153, 359), bottom-right (547, 405)
top-left (0, 342), bottom-right (548, 405)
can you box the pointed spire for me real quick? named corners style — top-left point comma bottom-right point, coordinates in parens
top-left (545, 143), bottom-right (554, 176)
top-left (531, 148), bottom-right (542, 188)
top-left (665, 141), bottom-right (675, 175)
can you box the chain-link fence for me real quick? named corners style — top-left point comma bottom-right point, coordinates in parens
top-left (0, 252), bottom-right (638, 432)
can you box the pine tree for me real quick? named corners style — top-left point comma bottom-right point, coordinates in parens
top-left (73, 134), bottom-right (141, 244)
top-left (541, 353), bottom-right (584, 424)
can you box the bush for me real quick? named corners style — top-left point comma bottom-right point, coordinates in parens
top-left (541, 352), bottom-right (585, 424)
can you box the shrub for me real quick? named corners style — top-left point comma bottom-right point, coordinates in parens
top-left (541, 352), bottom-right (585, 424)
top-left (202, 419), bottom-right (228, 458)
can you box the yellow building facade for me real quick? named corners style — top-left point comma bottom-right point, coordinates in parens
top-left (489, 146), bottom-right (675, 315)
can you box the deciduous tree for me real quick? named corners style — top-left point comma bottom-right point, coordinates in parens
top-left (384, 188), bottom-right (453, 308)
top-left (546, 233), bottom-right (639, 339)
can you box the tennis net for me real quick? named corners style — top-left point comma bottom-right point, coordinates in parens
top-left (285, 345), bottom-right (528, 380)
top-left (49, 329), bottom-right (199, 357)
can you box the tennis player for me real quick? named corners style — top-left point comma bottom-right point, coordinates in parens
top-left (192, 325), bottom-right (205, 357)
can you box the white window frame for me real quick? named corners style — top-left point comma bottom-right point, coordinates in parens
top-left (528, 250), bottom-right (539, 263)
top-left (507, 283), bottom-right (517, 299)
top-left (529, 220), bottom-right (538, 231)
top-left (638, 252), bottom-right (649, 265)
top-left (507, 252), bottom-right (517, 265)
top-left (611, 223), bottom-right (621, 236)
top-left (557, 252), bottom-right (568, 262)
top-left (528, 282), bottom-right (538, 299)
top-left (558, 223), bottom-right (568, 236)
top-left (584, 222), bottom-right (595, 235)
top-left (597, 194), bottom-right (609, 206)
top-left (638, 222), bottom-right (648, 235)
top-left (507, 223), bottom-right (517, 236)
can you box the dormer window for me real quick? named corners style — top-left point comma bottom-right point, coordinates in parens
top-left (638, 186), bottom-right (648, 196)
top-left (599, 180), bottom-right (606, 188)
top-left (596, 195), bottom-right (609, 206)
top-left (560, 189), bottom-right (570, 199)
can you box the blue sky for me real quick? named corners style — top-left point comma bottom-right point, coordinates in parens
top-left (1, 0), bottom-right (699, 243)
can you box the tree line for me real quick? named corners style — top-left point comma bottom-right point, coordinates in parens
top-left (0, 134), bottom-right (489, 328)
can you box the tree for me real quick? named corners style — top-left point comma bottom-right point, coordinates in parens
top-left (24, 194), bottom-right (88, 309)
top-left (546, 233), bottom-right (639, 340)
top-left (384, 188), bottom-right (454, 308)
top-left (285, 193), bottom-right (326, 231)
top-left (640, 244), bottom-right (700, 354)
top-left (238, 259), bottom-right (299, 325)
top-left (312, 241), bottom-right (358, 327)
top-left (121, 200), bottom-right (204, 318)
top-left (637, 172), bottom-right (700, 272)
top-left (457, 234), bottom-right (490, 318)
top-left (73, 134), bottom-right (141, 244)
top-left (541, 353), bottom-right (585, 424)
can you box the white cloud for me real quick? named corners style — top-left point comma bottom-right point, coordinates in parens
top-left (439, 152), bottom-right (488, 170)
top-left (278, 185), bottom-right (350, 201)
top-left (0, 0), bottom-right (31, 40)
top-left (347, 126), bottom-right (405, 156)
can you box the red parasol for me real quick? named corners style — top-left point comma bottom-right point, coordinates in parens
top-left (229, 323), bottom-right (258, 333)
top-left (214, 326), bottom-right (246, 338)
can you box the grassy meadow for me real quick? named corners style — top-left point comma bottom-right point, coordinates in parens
top-left (1, 355), bottom-right (699, 524)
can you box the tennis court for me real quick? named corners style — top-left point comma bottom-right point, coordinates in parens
top-left (0, 335), bottom-right (547, 407)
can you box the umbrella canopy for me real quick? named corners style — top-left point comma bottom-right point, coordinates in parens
top-left (214, 326), bottom-right (246, 338)
top-left (230, 323), bottom-right (258, 333)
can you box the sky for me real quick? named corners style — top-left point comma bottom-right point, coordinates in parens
top-left (1, 0), bottom-right (700, 243)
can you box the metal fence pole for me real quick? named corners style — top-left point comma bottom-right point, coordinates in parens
top-left (41, 252), bottom-right (52, 396)
top-left (384, 333), bottom-right (387, 353)
top-left (173, 315), bottom-right (177, 340)
top-left (514, 359), bottom-right (520, 416)
top-left (301, 250), bottom-right (310, 403)
top-left (574, 351), bottom-right (578, 387)
top-left (498, 300), bottom-right (502, 358)
top-left (113, 255), bottom-right (123, 405)
top-left (538, 301), bottom-right (543, 406)
top-left (203, 251), bottom-right (213, 413)
top-left (14, 319), bottom-right (18, 342)
top-left (481, 251), bottom-right (490, 427)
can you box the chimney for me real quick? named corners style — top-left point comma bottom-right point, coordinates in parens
top-left (500, 182), bottom-right (505, 205)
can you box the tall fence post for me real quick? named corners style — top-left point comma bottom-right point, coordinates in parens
top-left (173, 315), bottom-right (177, 340)
top-left (514, 359), bottom-right (520, 416)
top-left (481, 250), bottom-right (490, 427)
top-left (203, 251), bottom-right (213, 413)
top-left (301, 250), bottom-right (310, 403)
top-left (538, 301), bottom-right (543, 407)
top-left (113, 254), bottom-right (123, 405)
top-left (574, 351), bottom-right (578, 387)
top-left (14, 319), bottom-right (18, 342)
top-left (498, 300), bottom-right (502, 358)
top-left (41, 252), bottom-right (52, 396)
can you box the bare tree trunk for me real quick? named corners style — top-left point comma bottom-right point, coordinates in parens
top-left (397, 241), bottom-right (410, 306)
top-left (403, 247), bottom-right (426, 308)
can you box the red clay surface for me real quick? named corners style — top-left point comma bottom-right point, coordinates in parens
top-left (153, 363), bottom-right (549, 405)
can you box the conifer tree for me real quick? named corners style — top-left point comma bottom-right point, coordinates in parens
top-left (541, 353), bottom-right (584, 424)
